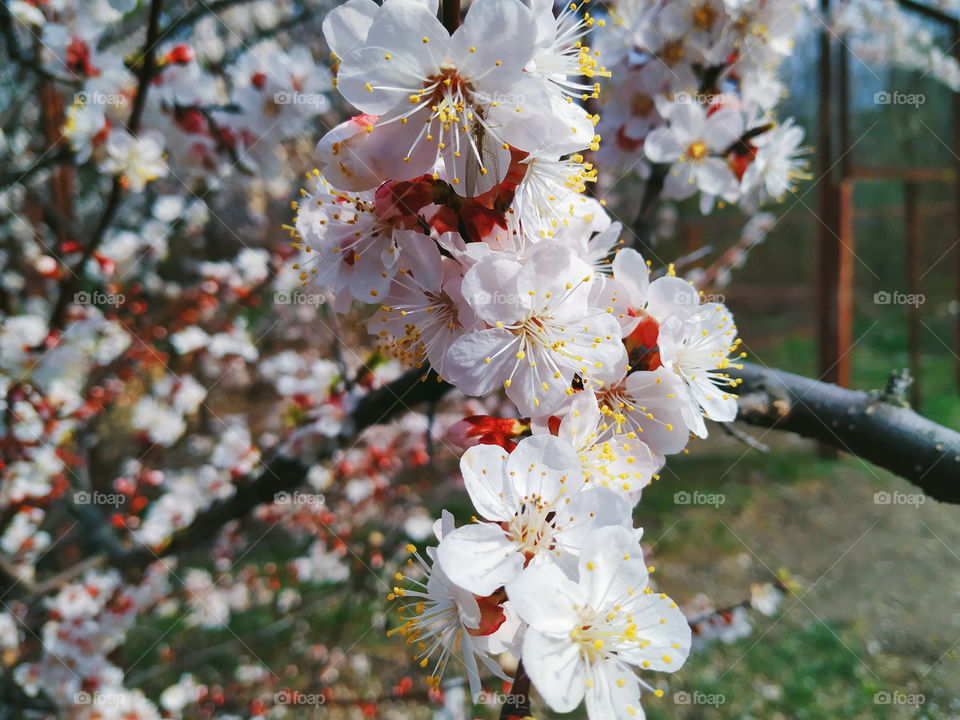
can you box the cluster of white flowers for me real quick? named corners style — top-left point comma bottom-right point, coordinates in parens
top-left (291, 0), bottom-right (758, 716)
top-left (15, 565), bottom-right (172, 720)
top-left (33, 0), bottom-right (334, 202)
top-left (11, 0), bottom-right (918, 714)
top-left (594, 0), bottom-right (809, 215)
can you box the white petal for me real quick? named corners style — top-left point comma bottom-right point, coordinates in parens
top-left (516, 243), bottom-right (590, 312)
top-left (338, 4), bottom-right (449, 112)
top-left (559, 388), bottom-right (603, 451)
top-left (398, 232), bottom-right (443, 290)
top-left (506, 434), bottom-right (581, 500)
top-left (506, 563), bottom-right (582, 633)
top-left (460, 443), bottom-right (514, 521)
top-left (453, 0), bottom-right (535, 81)
top-left (641, 127), bottom-right (683, 163)
top-left (557, 487), bottom-right (632, 553)
top-left (436, 523), bottom-right (524, 596)
top-left (322, 0), bottom-right (378, 59)
top-left (616, 596), bottom-right (691, 672)
top-left (695, 158), bottom-right (738, 198)
top-left (661, 162), bottom-right (698, 200)
top-left (444, 130), bottom-right (510, 197)
top-left (445, 327), bottom-right (521, 397)
top-left (620, 368), bottom-right (690, 455)
top-left (612, 248), bottom-right (650, 309)
top-left (461, 255), bottom-right (526, 325)
top-left (521, 629), bottom-right (587, 713)
top-left (577, 526), bottom-right (648, 610)
top-left (646, 276), bottom-right (699, 320)
top-left (584, 659), bottom-right (644, 720)
top-left (670, 101), bottom-right (707, 144)
top-left (703, 107), bottom-right (745, 150)
top-left (491, 77), bottom-right (591, 155)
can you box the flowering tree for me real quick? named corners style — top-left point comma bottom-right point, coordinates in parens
top-left (1, 0), bottom-right (959, 719)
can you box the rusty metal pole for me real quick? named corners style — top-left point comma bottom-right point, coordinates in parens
top-left (837, 180), bottom-right (855, 389)
top-left (836, 35), bottom-right (854, 391)
top-left (838, 40), bottom-right (851, 179)
top-left (905, 182), bottom-right (923, 408)
top-left (816, 0), bottom-right (840, 386)
top-left (817, 0), bottom-right (854, 390)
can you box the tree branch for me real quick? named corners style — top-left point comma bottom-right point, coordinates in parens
top-left (442, 0), bottom-right (461, 32)
top-left (63, 352), bottom-right (959, 583)
top-left (499, 660), bottom-right (532, 720)
top-left (45, 0), bottom-right (165, 334)
top-left (730, 363), bottom-right (960, 502)
top-left (0, 147), bottom-right (75, 190)
top-left (112, 369), bottom-right (451, 572)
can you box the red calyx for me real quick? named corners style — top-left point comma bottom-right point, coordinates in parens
top-left (728, 144), bottom-right (758, 180)
top-left (66, 37), bottom-right (99, 77)
top-left (164, 44), bottom-right (194, 65)
top-left (175, 107), bottom-right (207, 135)
top-left (466, 590), bottom-right (508, 637)
top-left (624, 313), bottom-right (662, 370)
top-left (448, 415), bottom-right (529, 451)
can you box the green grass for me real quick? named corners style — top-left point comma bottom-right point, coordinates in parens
top-left (646, 619), bottom-right (888, 720)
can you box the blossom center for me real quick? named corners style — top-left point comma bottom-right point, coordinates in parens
top-left (504, 495), bottom-right (558, 557)
top-left (692, 3), bottom-right (719, 30)
top-left (687, 141), bottom-right (708, 160)
top-left (569, 607), bottom-right (638, 664)
top-left (630, 93), bottom-right (655, 118)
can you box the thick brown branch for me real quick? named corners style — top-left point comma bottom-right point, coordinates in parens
top-left (72, 356), bottom-right (960, 582)
top-left (730, 363), bottom-right (960, 502)
top-left (499, 660), bottom-right (532, 720)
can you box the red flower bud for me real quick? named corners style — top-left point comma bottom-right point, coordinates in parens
top-left (446, 416), bottom-right (528, 451)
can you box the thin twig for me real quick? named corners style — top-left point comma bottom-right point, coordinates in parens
top-left (45, 0), bottom-right (166, 334)
top-left (717, 421), bottom-right (770, 453)
top-left (0, 147), bottom-right (75, 190)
